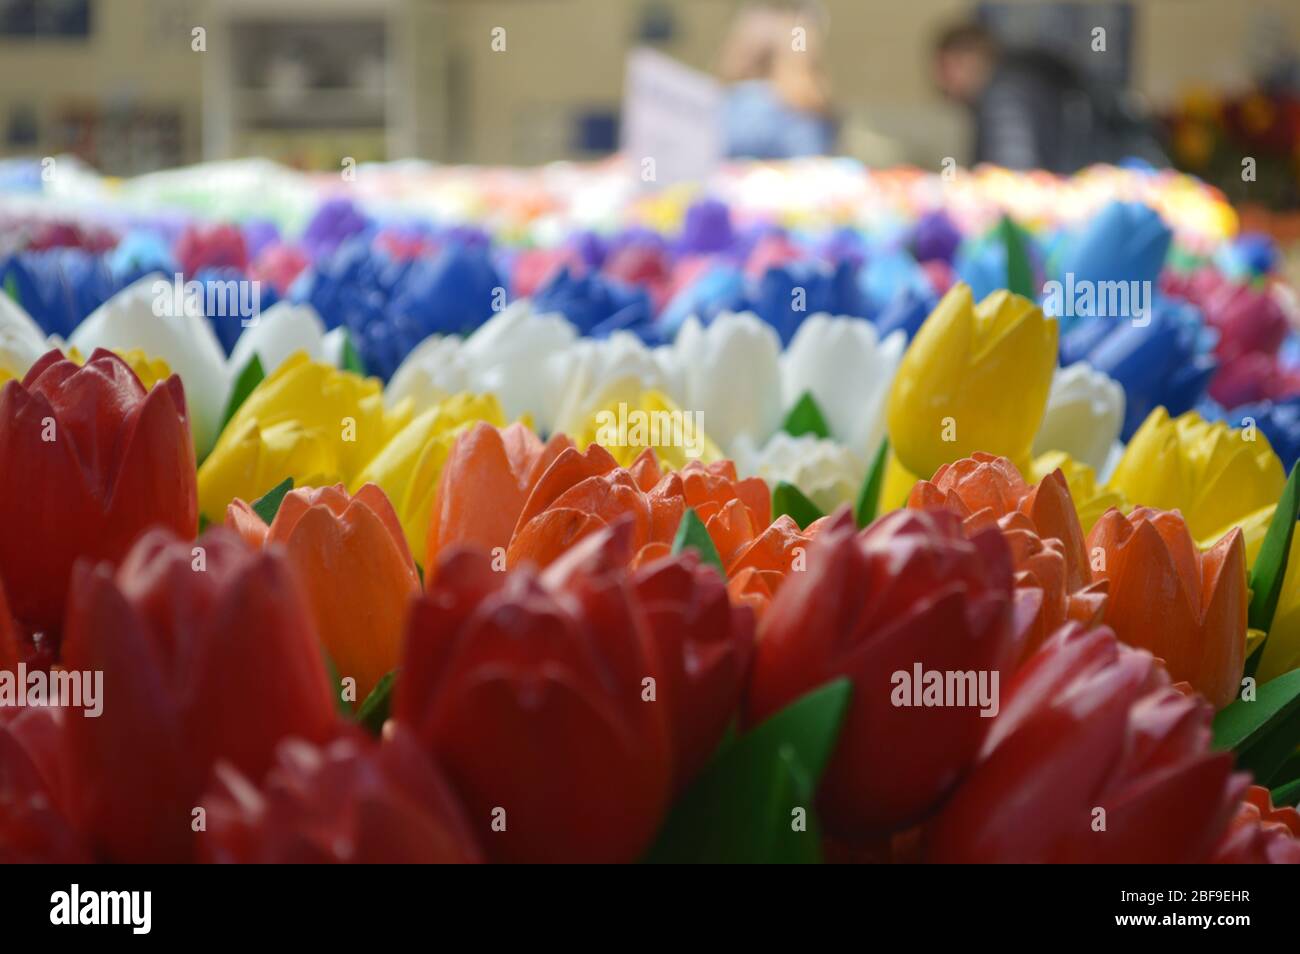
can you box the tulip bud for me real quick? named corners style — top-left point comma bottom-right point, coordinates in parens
top-left (926, 623), bottom-right (1245, 863)
top-left (395, 524), bottom-right (673, 862)
top-left (60, 527), bottom-right (339, 861)
top-left (887, 284), bottom-right (1058, 478)
top-left (1087, 507), bottom-right (1247, 709)
top-left (747, 509), bottom-right (1027, 840)
top-left (200, 726), bottom-right (483, 863)
top-left (227, 483), bottom-right (420, 703)
top-left (0, 349), bottom-right (197, 636)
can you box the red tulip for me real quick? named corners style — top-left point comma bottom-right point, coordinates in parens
top-left (0, 349), bottom-right (196, 637)
top-left (1213, 785), bottom-right (1300, 864)
top-left (59, 526), bottom-right (340, 862)
top-left (631, 550), bottom-right (755, 792)
top-left (0, 707), bottom-right (90, 863)
top-left (199, 725), bottom-right (483, 863)
top-left (746, 508), bottom-right (1033, 841)
top-left (176, 223), bottom-right (249, 277)
top-left (925, 622), bottom-right (1245, 862)
top-left (250, 243), bottom-right (311, 296)
top-left (395, 521), bottom-right (674, 862)
top-left (0, 579), bottom-right (19, 672)
top-left (1204, 282), bottom-right (1288, 364)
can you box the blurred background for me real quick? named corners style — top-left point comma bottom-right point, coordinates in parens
top-left (1, 0), bottom-right (1299, 214)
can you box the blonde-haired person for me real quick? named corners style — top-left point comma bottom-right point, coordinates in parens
top-left (718, 2), bottom-right (835, 159)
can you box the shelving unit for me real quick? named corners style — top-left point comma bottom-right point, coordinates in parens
top-left (201, 0), bottom-right (427, 167)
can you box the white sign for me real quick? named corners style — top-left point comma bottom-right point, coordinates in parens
top-left (622, 47), bottom-right (722, 188)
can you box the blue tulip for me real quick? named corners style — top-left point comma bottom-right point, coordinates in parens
top-left (874, 285), bottom-right (937, 343)
top-left (1200, 395), bottom-right (1300, 470)
top-left (1064, 296), bottom-right (1216, 440)
top-left (1057, 200), bottom-right (1171, 291)
top-left (533, 266), bottom-right (656, 341)
top-left (2, 249), bottom-right (118, 338)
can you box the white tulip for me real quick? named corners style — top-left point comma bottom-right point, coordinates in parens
top-left (781, 314), bottom-right (904, 461)
top-left (673, 313), bottom-right (783, 454)
top-left (733, 431), bottom-right (865, 515)
top-left (459, 301), bottom-right (578, 432)
top-left (228, 301), bottom-right (336, 377)
top-left (1032, 362), bottom-right (1125, 473)
top-left (550, 331), bottom-right (683, 433)
top-left (385, 333), bottom-right (471, 411)
top-left (71, 276), bottom-right (230, 457)
top-left (0, 293), bottom-right (51, 382)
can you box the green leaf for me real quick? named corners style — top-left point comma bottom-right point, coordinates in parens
top-left (1236, 704), bottom-right (1300, 786)
top-left (1272, 777), bottom-right (1300, 808)
top-left (854, 438), bottom-right (890, 528)
top-left (356, 670), bottom-right (396, 735)
top-left (781, 391), bottom-right (831, 440)
top-left (341, 330), bottom-right (367, 376)
top-left (671, 507), bottom-right (725, 574)
top-left (219, 353), bottom-right (264, 432)
top-left (997, 215), bottom-right (1035, 299)
top-left (4, 273), bottom-right (18, 305)
top-left (251, 477), bottom-right (294, 526)
top-left (1248, 465), bottom-right (1299, 635)
top-left (644, 679), bottom-right (851, 864)
top-left (772, 480), bottom-right (825, 530)
top-left (197, 513), bottom-right (210, 533)
top-left (1213, 669), bottom-right (1300, 781)
top-left (1269, 751), bottom-right (1300, 789)
top-left (1244, 630), bottom-right (1268, 683)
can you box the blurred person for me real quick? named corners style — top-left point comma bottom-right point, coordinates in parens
top-left (932, 21), bottom-right (1164, 172)
top-left (718, 2), bottom-right (836, 159)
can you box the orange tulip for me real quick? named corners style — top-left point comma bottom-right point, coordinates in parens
top-left (424, 421), bottom-right (572, 573)
top-left (426, 424), bottom-right (811, 613)
top-left (1213, 785), bottom-right (1300, 863)
top-left (909, 453), bottom-right (1107, 659)
top-left (507, 443), bottom-right (686, 568)
top-left (725, 514), bottom-right (828, 616)
top-left (1087, 507), bottom-right (1247, 710)
top-left (227, 483), bottom-right (419, 703)
top-left (507, 442), bottom-right (772, 568)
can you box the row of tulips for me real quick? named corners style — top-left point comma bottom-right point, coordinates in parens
top-left (2, 271), bottom-right (1292, 544)
top-left (3, 313), bottom-right (1300, 861)
top-left (4, 184), bottom-right (1300, 462)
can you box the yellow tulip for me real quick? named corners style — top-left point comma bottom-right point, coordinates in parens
top-left (113, 349), bottom-right (173, 391)
top-left (1225, 504), bottom-right (1280, 566)
top-left (886, 284), bottom-right (1058, 479)
top-left (1031, 450), bottom-right (1127, 534)
top-left (354, 392), bottom-right (507, 566)
top-left (1107, 408), bottom-right (1284, 543)
top-left (53, 346), bottom-right (173, 391)
top-left (572, 384), bottom-right (721, 470)
top-left (878, 449), bottom-right (920, 513)
top-left (1258, 533), bottom-right (1300, 683)
top-left (197, 353), bottom-right (410, 520)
